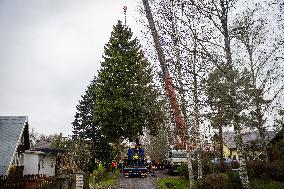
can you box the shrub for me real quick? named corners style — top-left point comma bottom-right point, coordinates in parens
top-left (178, 159), bottom-right (234, 179)
top-left (211, 161), bottom-right (231, 173)
top-left (231, 161), bottom-right (240, 169)
top-left (269, 161), bottom-right (284, 181)
top-left (92, 164), bottom-right (107, 183)
top-left (177, 163), bottom-right (189, 179)
top-left (196, 173), bottom-right (231, 189)
top-left (246, 160), bottom-right (284, 181)
top-left (177, 159), bottom-right (213, 179)
top-left (227, 171), bottom-right (243, 189)
top-left (202, 159), bottom-right (214, 176)
top-left (246, 160), bottom-right (269, 180)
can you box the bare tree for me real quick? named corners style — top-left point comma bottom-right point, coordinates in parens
top-left (232, 5), bottom-right (284, 160)
top-left (189, 0), bottom-right (251, 187)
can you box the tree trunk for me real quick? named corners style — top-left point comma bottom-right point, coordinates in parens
top-left (219, 125), bottom-right (224, 161)
top-left (219, 1), bottom-right (250, 187)
top-left (187, 152), bottom-right (195, 189)
top-left (234, 120), bottom-right (250, 188)
top-left (248, 44), bottom-right (268, 161)
top-left (192, 30), bottom-right (202, 179)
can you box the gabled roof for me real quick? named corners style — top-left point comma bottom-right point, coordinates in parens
top-left (222, 130), bottom-right (277, 149)
top-left (0, 116), bottom-right (28, 175)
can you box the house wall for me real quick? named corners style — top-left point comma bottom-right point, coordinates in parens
top-left (223, 145), bottom-right (238, 159)
top-left (23, 153), bottom-right (39, 175)
top-left (23, 153), bottom-right (56, 177)
top-left (223, 145), bottom-right (231, 158)
top-left (224, 146), bottom-right (264, 160)
top-left (230, 149), bottom-right (238, 160)
top-left (38, 154), bottom-right (55, 177)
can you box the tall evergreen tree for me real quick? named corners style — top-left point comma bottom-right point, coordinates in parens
top-left (94, 20), bottom-right (164, 143)
top-left (72, 78), bottom-right (114, 170)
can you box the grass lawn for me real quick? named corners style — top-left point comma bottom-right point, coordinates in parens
top-left (90, 171), bottom-right (120, 189)
top-left (157, 177), bottom-right (284, 189)
top-left (157, 177), bottom-right (189, 189)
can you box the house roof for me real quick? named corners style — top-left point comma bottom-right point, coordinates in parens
top-left (33, 139), bottom-right (64, 154)
top-left (222, 130), bottom-right (277, 149)
top-left (0, 116), bottom-right (28, 175)
top-left (34, 139), bottom-right (53, 150)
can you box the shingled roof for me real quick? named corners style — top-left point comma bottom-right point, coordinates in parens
top-left (223, 130), bottom-right (277, 149)
top-left (33, 139), bottom-right (58, 153)
top-left (0, 116), bottom-right (28, 175)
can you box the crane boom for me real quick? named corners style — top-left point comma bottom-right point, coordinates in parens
top-left (142, 0), bottom-right (186, 148)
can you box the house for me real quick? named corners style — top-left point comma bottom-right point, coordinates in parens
top-left (213, 130), bottom-right (277, 160)
top-left (0, 116), bottom-right (63, 177)
top-left (0, 116), bottom-right (30, 176)
top-left (24, 139), bottom-right (63, 177)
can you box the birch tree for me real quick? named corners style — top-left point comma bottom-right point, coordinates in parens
top-left (189, 0), bottom-right (251, 187)
top-left (232, 5), bottom-right (284, 161)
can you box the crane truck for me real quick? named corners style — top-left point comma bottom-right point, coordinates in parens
top-left (142, 0), bottom-right (190, 175)
top-left (122, 143), bottom-right (148, 177)
top-left (142, 0), bottom-right (187, 149)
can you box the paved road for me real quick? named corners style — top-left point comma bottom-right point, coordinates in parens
top-left (114, 171), bottom-right (165, 189)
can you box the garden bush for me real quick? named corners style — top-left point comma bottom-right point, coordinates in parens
top-left (269, 161), bottom-right (284, 181)
top-left (231, 160), bottom-right (240, 169)
top-left (177, 163), bottom-right (189, 179)
top-left (196, 173), bottom-right (231, 189)
top-left (227, 171), bottom-right (243, 189)
top-left (246, 160), bottom-right (284, 181)
top-left (177, 159), bottom-right (234, 179)
top-left (246, 160), bottom-right (270, 180)
top-left (212, 161), bottom-right (232, 173)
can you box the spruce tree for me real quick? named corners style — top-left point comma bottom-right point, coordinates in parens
top-left (72, 78), bottom-right (114, 170)
top-left (94, 20), bottom-right (164, 143)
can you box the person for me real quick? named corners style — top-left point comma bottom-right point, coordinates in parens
top-left (111, 161), bottom-right (116, 173)
top-left (118, 161), bottom-right (124, 173)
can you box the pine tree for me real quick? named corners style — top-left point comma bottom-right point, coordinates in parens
top-left (72, 78), bottom-right (114, 170)
top-left (94, 20), bottom-right (164, 143)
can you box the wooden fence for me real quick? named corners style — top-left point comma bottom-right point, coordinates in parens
top-left (0, 174), bottom-right (76, 189)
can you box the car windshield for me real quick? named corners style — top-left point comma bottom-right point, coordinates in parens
top-left (172, 151), bottom-right (187, 158)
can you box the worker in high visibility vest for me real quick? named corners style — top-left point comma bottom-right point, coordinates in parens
top-left (111, 161), bottom-right (117, 173)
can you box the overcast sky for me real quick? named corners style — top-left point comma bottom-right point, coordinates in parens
top-left (0, 0), bottom-right (140, 136)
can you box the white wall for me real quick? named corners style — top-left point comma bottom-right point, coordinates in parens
top-left (38, 154), bottom-right (55, 177)
top-left (23, 152), bottom-right (56, 177)
top-left (23, 153), bottom-right (39, 175)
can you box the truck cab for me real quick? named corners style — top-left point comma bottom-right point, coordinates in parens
top-left (165, 149), bottom-right (188, 174)
top-left (122, 145), bottom-right (148, 177)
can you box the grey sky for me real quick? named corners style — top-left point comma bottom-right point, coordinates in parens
top-left (0, 0), bottom-right (139, 136)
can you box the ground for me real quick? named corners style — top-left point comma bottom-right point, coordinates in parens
top-left (114, 170), bottom-right (166, 189)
